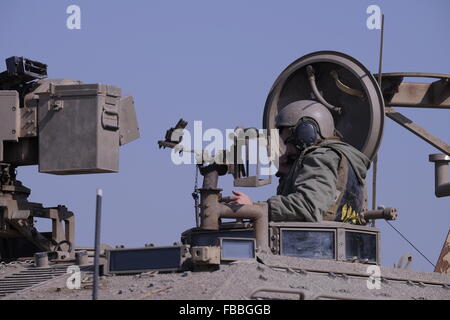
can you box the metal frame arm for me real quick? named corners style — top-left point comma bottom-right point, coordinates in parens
top-left (385, 107), bottom-right (450, 156)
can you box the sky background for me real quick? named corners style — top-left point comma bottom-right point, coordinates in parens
top-left (1, 0), bottom-right (449, 272)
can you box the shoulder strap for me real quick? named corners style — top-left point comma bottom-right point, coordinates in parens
top-left (323, 149), bottom-right (349, 220)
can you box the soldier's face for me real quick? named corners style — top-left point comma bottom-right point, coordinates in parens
top-left (277, 128), bottom-right (299, 177)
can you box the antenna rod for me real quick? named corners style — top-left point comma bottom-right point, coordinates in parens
top-left (377, 14), bottom-right (385, 85)
top-left (372, 14), bottom-right (385, 217)
top-left (93, 188), bottom-right (103, 300)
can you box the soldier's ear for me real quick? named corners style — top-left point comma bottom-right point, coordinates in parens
top-left (293, 119), bottom-right (319, 148)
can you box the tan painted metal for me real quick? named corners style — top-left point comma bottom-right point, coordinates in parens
top-left (435, 230), bottom-right (450, 274)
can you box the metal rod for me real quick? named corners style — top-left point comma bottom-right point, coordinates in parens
top-left (92, 188), bottom-right (102, 300)
top-left (371, 158), bottom-right (378, 233)
top-left (306, 65), bottom-right (341, 113)
top-left (193, 165), bottom-right (200, 228)
top-left (245, 136), bottom-right (249, 178)
top-left (377, 14), bottom-right (385, 87)
top-left (372, 14), bottom-right (385, 224)
top-left (372, 155), bottom-right (378, 211)
top-left (256, 131), bottom-right (260, 179)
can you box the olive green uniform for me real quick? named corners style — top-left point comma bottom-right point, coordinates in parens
top-left (268, 140), bottom-right (370, 224)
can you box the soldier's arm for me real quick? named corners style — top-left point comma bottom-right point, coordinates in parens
top-left (268, 148), bottom-right (341, 222)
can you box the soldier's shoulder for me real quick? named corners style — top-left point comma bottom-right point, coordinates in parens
top-left (304, 146), bottom-right (342, 159)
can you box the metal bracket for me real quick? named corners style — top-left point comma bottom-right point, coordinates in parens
top-left (380, 73), bottom-right (450, 156)
top-left (380, 73), bottom-right (450, 109)
top-left (330, 70), bottom-right (364, 99)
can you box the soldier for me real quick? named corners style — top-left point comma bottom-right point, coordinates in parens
top-left (230, 100), bottom-right (371, 224)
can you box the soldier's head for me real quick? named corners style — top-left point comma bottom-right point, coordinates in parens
top-left (275, 100), bottom-right (336, 176)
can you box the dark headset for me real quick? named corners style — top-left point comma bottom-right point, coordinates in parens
top-left (290, 118), bottom-right (320, 150)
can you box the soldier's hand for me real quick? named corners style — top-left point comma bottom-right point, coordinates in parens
top-left (230, 190), bottom-right (253, 205)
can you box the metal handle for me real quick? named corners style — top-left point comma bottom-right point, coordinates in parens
top-left (101, 107), bottom-right (119, 131)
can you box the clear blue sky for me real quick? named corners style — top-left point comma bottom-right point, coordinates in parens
top-left (1, 0), bottom-right (449, 272)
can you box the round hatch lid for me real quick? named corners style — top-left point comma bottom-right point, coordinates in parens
top-left (263, 51), bottom-right (384, 161)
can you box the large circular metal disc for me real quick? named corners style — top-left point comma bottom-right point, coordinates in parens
top-left (263, 51), bottom-right (384, 160)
